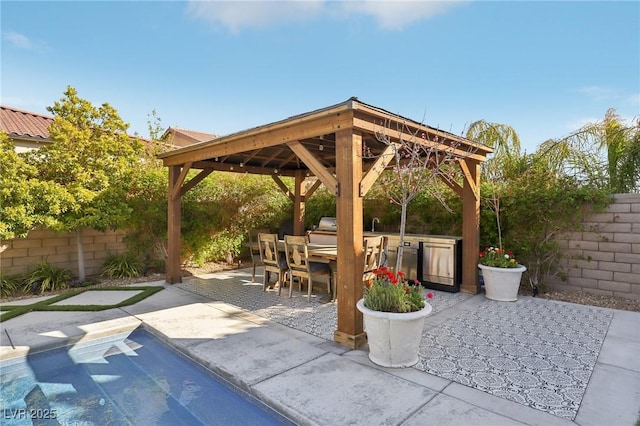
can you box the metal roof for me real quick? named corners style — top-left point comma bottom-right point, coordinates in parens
top-left (0, 105), bottom-right (53, 141)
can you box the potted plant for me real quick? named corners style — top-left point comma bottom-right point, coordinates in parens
top-left (478, 246), bottom-right (526, 301)
top-left (356, 266), bottom-right (433, 368)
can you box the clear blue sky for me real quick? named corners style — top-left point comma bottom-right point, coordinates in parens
top-left (2, 1), bottom-right (638, 153)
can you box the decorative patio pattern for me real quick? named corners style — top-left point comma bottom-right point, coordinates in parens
top-left (177, 267), bottom-right (613, 421)
top-left (416, 298), bottom-right (613, 420)
top-left (178, 268), bottom-right (471, 341)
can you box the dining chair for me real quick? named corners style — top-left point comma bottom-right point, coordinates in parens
top-left (363, 236), bottom-right (386, 288)
top-left (257, 233), bottom-right (288, 294)
top-left (248, 228), bottom-right (270, 282)
top-left (283, 235), bottom-right (332, 302)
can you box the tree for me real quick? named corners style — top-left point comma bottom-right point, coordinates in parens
top-left (465, 119), bottom-right (611, 292)
top-left (24, 86), bottom-right (143, 281)
top-left (537, 108), bottom-right (640, 193)
top-left (367, 120), bottom-right (477, 274)
top-left (465, 120), bottom-right (522, 250)
top-left (0, 132), bottom-right (73, 239)
top-left (501, 157), bottom-right (609, 292)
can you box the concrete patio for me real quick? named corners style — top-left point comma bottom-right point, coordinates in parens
top-left (1, 267), bottom-right (639, 425)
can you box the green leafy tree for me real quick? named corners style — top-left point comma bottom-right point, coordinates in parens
top-left (501, 156), bottom-right (610, 291)
top-left (465, 120), bottom-right (522, 249)
top-left (538, 109), bottom-right (639, 193)
top-left (465, 120), bottom-right (611, 292)
top-left (24, 86), bottom-right (143, 280)
top-left (0, 132), bottom-right (74, 239)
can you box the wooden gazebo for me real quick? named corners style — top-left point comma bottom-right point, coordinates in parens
top-left (158, 98), bottom-right (493, 349)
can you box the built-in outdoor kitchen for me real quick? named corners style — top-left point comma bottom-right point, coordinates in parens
top-left (308, 217), bottom-right (462, 293)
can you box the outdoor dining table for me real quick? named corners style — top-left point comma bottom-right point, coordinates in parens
top-left (277, 240), bottom-right (338, 300)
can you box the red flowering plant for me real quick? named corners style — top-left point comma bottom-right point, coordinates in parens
top-left (363, 266), bottom-right (433, 313)
top-left (478, 246), bottom-right (519, 268)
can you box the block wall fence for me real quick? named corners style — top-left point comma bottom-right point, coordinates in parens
top-left (0, 228), bottom-right (128, 279)
top-left (1, 194), bottom-right (638, 297)
top-left (548, 193), bottom-right (640, 300)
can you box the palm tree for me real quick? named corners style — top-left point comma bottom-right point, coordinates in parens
top-left (465, 120), bottom-right (522, 250)
top-left (537, 109), bottom-right (639, 193)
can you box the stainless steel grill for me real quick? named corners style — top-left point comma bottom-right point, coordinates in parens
top-left (385, 234), bottom-right (462, 293)
top-left (317, 217), bottom-right (337, 231)
top-left (311, 217), bottom-right (462, 293)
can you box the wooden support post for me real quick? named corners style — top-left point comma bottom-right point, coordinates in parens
top-left (461, 158), bottom-right (480, 293)
top-left (333, 129), bottom-right (367, 349)
top-left (166, 165), bottom-right (182, 284)
top-left (293, 170), bottom-right (306, 236)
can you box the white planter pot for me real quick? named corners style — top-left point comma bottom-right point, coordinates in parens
top-left (356, 299), bottom-right (432, 368)
top-left (478, 263), bottom-right (527, 302)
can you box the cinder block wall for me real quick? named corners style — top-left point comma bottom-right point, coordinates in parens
top-left (0, 228), bottom-right (128, 278)
top-left (549, 193), bottom-right (640, 300)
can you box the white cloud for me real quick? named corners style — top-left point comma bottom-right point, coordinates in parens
top-left (577, 86), bottom-right (620, 101)
top-left (185, 1), bottom-right (325, 33)
top-left (185, 0), bottom-right (465, 32)
top-left (339, 0), bottom-right (467, 31)
top-left (3, 31), bottom-right (36, 49)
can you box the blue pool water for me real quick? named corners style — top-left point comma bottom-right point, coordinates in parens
top-left (1, 328), bottom-right (294, 425)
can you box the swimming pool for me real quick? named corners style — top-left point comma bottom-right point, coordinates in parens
top-left (1, 328), bottom-right (294, 425)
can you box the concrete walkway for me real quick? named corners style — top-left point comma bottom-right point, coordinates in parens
top-left (1, 274), bottom-right (639, 426)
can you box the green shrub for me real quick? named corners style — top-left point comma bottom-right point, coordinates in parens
top-left (125, 168), bottom-right (290, 266)
top-left (101, 252), bottom-right (141, 279)
top-left (1, 275), bottom-right (27, 298)
top-left (305, 187), bottom-right (336, 229)
top-left (27, 262), bottom-right (72, 294)
top-left (190, 231), bottom-right (245, 266)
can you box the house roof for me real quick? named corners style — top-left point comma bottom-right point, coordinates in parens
top-left (1, 104), bottom-right (151, 148)
top-left (162, 127), bottom-right (218, 144)
top-left (0, 105), bottom-right (53, 141)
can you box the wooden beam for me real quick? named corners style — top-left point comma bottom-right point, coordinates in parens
top-left (350, 105), bottom-right (493, 156)
top-left (287, 141), bottom-right (339, 196)
top-left (293, 170), bottom-right (306, 235)
top-left (167, 166), bottom-right (182, 284)
top-left (161, 112), bottom-right (353, 166)
top-left (305, 178), bottom-right (323, 199)
top-left (170, 162), bottom-right (192, 200)
top-left (278, 153), bottom-right (298, 169)
top-left (271, 175), bottom-right (295, 202)
top-left (261, 148), bottom-right (286, 167)
top-left (179, 168), bottom-right (214, 198)
top-left (242, 150), bottom-right (260, 163)
top-left (352, 116), bottom-right (489, 162)
top-left (461, 158), bottom-right (481, 294)
top-left (192, 161), bottom-right (297, 176)
top-left (359, 143), bottom-right (398, 196)
top-left (334, 129), bottom-right (367, 349)
top-left (459, 158), bottom-right (479, 199)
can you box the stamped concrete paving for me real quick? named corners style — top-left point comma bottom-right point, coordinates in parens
top-left (1, 271), bottom-right (639, 426)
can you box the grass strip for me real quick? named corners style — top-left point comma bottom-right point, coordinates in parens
top-left (0, 286), bottom-right (163, 322)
